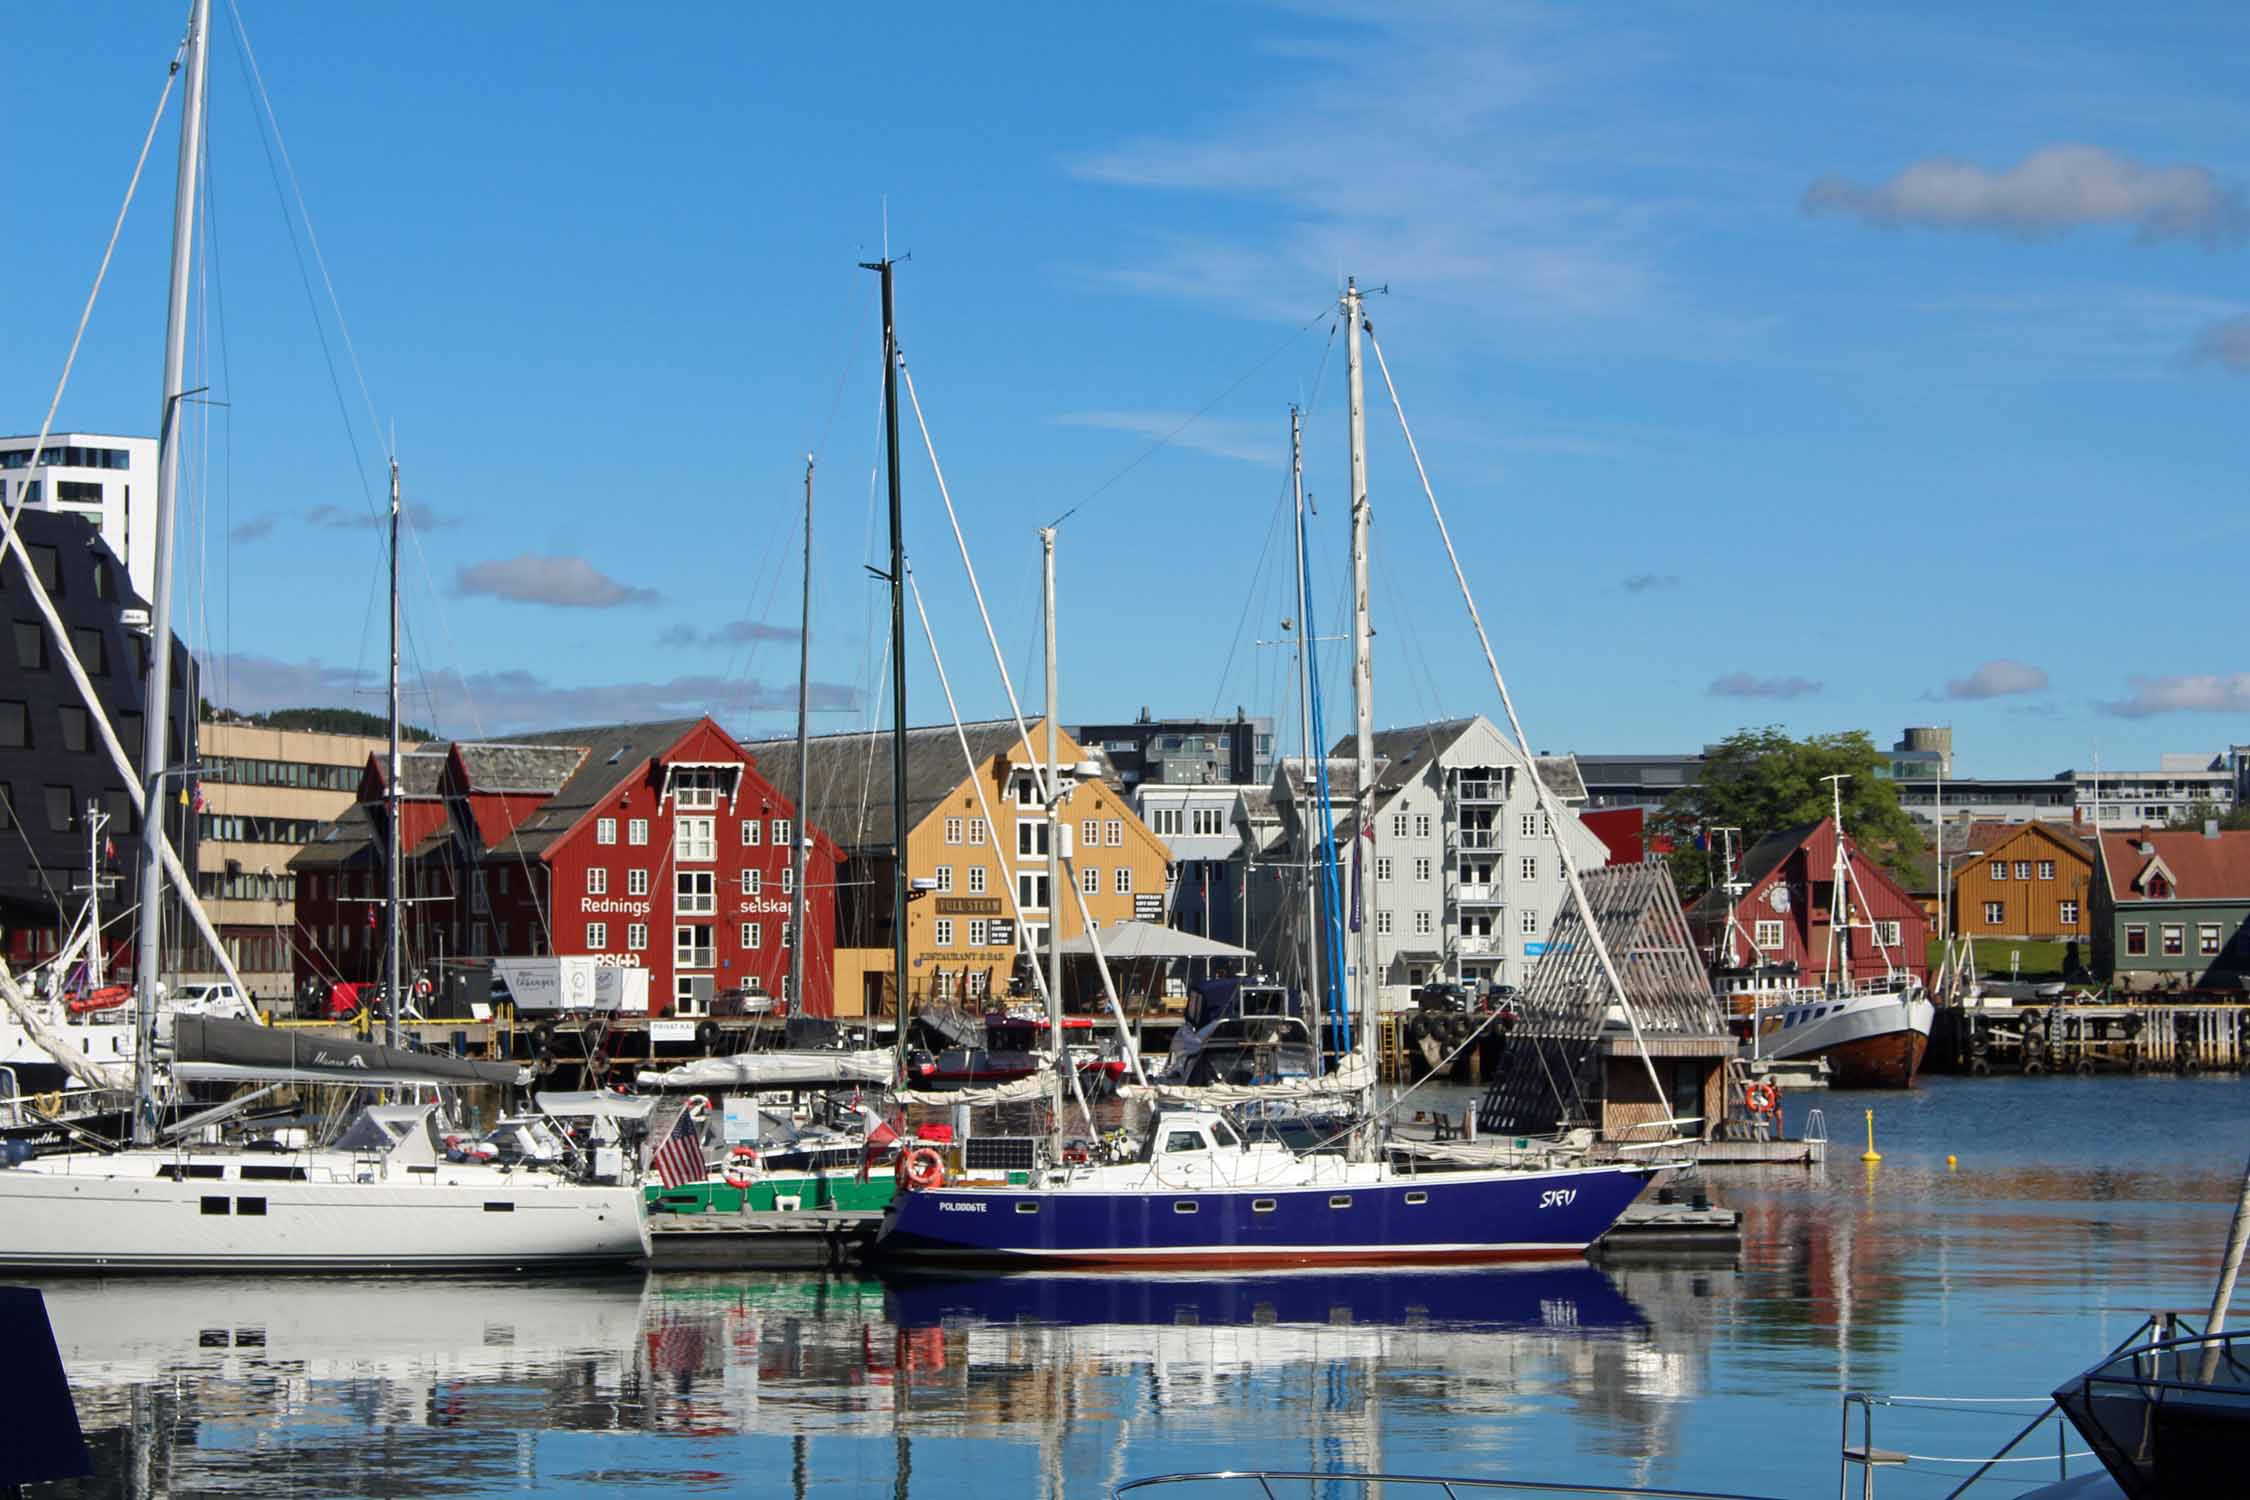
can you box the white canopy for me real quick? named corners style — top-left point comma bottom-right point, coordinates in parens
top-left (634, 1050), bottom-right (895, 1092)
top-left (1055, 921), bottom-right (1253, 962)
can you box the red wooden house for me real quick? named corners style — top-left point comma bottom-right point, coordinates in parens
top-left (292, 716), bottom-right (841, 1017)
top-left (1686, 817), bottom-right (1930, 986)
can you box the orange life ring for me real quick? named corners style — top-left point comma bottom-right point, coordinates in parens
top-left (1743, 1081), bottom-right (1778, 1115)
top-left (723, 1169), bottom-right (756, 1191)
top-left (896, 1145), bottom-right (945, 1192)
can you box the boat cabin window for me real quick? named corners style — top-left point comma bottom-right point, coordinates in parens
top-left (1241, 988), bottom-right (1286, 1018)
top-left (158, 1163), bottom-right (227, 1180)
top-left (1163, 1129), bottom-right (1209, 1154)
top-left (1209, 1119), bottom-right (1244, 1150)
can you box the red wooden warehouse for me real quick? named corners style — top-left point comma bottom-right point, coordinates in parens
top-left (291, 716), bottom-right (841, 1017)
top-left (1686, 817), bottom-right (1930, 986)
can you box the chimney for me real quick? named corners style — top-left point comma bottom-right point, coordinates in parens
top-left (2207, 818), bottom-right (2221, 840)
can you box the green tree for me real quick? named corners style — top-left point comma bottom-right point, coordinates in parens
top-left (2165, 799), bottom-right (2250, 832)
top-left (1655, 726), bottom-right (1924, 902)
top-left (199, 704), bottom-right (435, 740)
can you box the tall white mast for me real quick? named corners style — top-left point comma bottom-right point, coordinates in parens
top-left (787, 457), bottom-right (813, 1019)
top-left (1289, 406), bottom-right (1322, 1054)
top-left (385, 458), bottom-right (402, 1052)
top-left (1822, 773), bottom-right (1850, 989)
top-left (1343, 278), bottom-right (1379, 1069)
top-left (131, 0), bottom-right (211, 1146)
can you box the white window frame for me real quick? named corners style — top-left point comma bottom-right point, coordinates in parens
top-left (1520, 813), bottom-right (1538, 838)
top-left (677, 870), bottom-right (715, 916)
top-left (1413, 910), bottom-right (1432, 935)
top-left (586, 921), bottom-right (608, 950)
top-left (967, 865), bottom-right (987, 895)
top-left (2037, 860), bottom-right (2055, 881)
top-left (2014, 861), bottom-right (2032, 881)
top-left (968, 918), bottom-right (988, 946)
top-left (1105, 819), bottom-right (1123, 847)
top-left (933, 918), bottom-right (954, 947)
top-left (627, 922), bottom-right (648, 951)
top-left (1753, 918), bottom-right (1784, 949)
top-left (587, 866), bottom-right (608, 895)
top-left (1990, 861), bottom-right (2006, 881)
top-left (935, 865), bottom-right (954, 893)
top-left (780, 867), bottom-right (793, 894)
top-left (2201, 924), bottom-right (2221, 956)
top-left (674, 923), bottom-right (713, 969)
top-left (741, 819), bottom-right (761, 846)
top-left (1414, 857), bottom-right (1432, 882)
top-left (1390, 813), bottom-right (1409, 839)
top-left (968, 818), bottom-right (988, 846)
top-left (1376, 910), bottom-right (1394, 935)
top-left (740, 868), bottom-right (761, 896)
top-left (1376, 856), bottom-right (1393, 882)
top-left (596, 817), bottom-right (616, 845)
top-left (742, 921), bottom-right (762, 949)
top-left (945, 817), bottom-right (963, 845)
top-left (1018, 871), bottom-right (1049, 911)
top-left (627, 867), bottom-right (649, 896)
top-left (673, 769), bottom-right (720, 810)
top-left (1519, 856), bottom-right (1538, 882)
top-left (2058, 900), bottom-right (2078, 926)
top-left (628, 818), bottom-right (649, 846)
top-left (1984, 901), bottom-right (2005, 924)
top-left (1017, 821), bottom-right (1048, 858)
top-left (1874, 919), bottom-right (1901, 947)
top-left (772, 818), bottom-right (791, 848)
top-left (1414, 814), bottom-right (1432, 839)
top-left (676, 816), bottom-right (715, 863)
top-left (1081, 866), bottom-right (1099, 894)
top-left (1115, 867), bottom-right (1132, 895)
top-left (2162, 924), bottom-right (2185, 957)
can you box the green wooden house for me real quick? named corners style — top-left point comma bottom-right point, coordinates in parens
top-left (2092, 826), bottom-right (2250, 994)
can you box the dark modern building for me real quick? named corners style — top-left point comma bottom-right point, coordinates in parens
top-left (1073, 709), bottom-right (1275, 789)
top-left (1, 508), bottom-right (197, 969)
top-left (1578, 753), bottom-right (1707, 810)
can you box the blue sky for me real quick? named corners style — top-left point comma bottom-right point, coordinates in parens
top-left (6, 1), bottom-right (2247, 776)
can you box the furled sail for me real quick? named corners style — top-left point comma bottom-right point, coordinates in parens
top-left (170, 1015), bottom-right (526, 1087)
top-left (634, 1050), bottom-right (897, 1092)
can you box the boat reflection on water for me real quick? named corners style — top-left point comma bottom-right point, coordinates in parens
top-left (878, 1263), bottom-right (1645, 1336)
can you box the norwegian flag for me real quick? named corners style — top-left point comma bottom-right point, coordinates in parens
top-left (650, 1108), bottom-right (708, 1190)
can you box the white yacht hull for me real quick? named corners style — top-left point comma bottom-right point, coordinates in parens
top-left (0, 1154), bottom-right (649, 1272)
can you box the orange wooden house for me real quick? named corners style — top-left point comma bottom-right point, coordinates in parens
top-left (1949, 820), bottom-right (2094, 945)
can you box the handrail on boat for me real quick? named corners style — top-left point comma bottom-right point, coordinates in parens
top-left (1114, 1470), bottom-right (1787, 1500)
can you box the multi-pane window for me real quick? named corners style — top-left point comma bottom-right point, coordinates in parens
top-left (2125, 925), bottom-right (2148, 956)
top-left (741, 819), bottom-right (761, 846)
top-left (1018, 872), bottom-right (1050, 910)
top-left (968, 919), bottom-right (988, 946)
top-left (1519, 856), bottom-right (1538, 882)
top-left (1115, 867), bottom-right (1132, 894)
top-left (1414, 857), bottom-right (1432, 882)
top-left (2162, 924), bottom-right (2185, 956)
top-left (675, 924), bottom-right (714, 968)
top-left (935, 865), bottom-right (953, 893)
top-left (1017, 821), bottom-right (1049, 858)
top-left (2202, 924), bottom-right (2222, 956)
top-left (1105, 819), bottom-right (1123, 847)
top-left (1391, 814), bottom-right (1409, 838)
top-left (628, 818), bottom-right (649, 846)
top-left (742, 922), bottom-right (762, 949)
top-left (1984, 901), bottom-right (2004, 924)
top-left (1012, 778), bottom-right (1039, 808)
top-left (673, 769), bottom-right (720, 809)
top-left (2014, 861), bottom-right (2032, 881)
top-left (1083, 818), bottom-right (1100, 847)
top-left (1376, 911), bottom-right (1394, 935)
top-left (627, 922), bottom-right (648, 951)
top-left (2037, 861), bottom-right (2055, 881)
top-left (1081, 867), bottom-right (1099, 894)
top-left (586, 922), bottom-right (608, 950)
top-left (1376, 857), bottom-right (1393, 882)
top-left (628, 868), bottom-right (649, 896)
top-left (597, 817), bottom-right (617, 845)
top-left (780, 867), bottom-right (793, 894)
top-left (1413, 814), bottom-right (1432, 838)
top-left (933, 918), bottom-right (954, 947)
top-left (945, 817), bottom-right (963, 845)
top-left (1754, 919), bottom-right (1783, 948)
top-left (1990, 861), bottom-right (2006, 881)
top-left (1413, 911), bottom-right (1433, 935)
top-left (1192, 808), bottom-right (1224, 835)
top-left (677, 870), bottom-right (715, 915)
top-left (2058, 900), bottom-right (2078, 926)
top-left (1874, 920), bottom-right (1901, 947)
top-left (968, 818), bottom-right (988, 846)
top-left (772, 818), bottom-right (791, 848)
top-left (740, 869), bottom-right (761, 895)
top-left (587, 867), bottom-right (608, 895)
top-left (967, 866), bottom-right (987, 894)
top-left (676, 816), bottom-right (715, 862)
top-left (1520, 813), bottom-right (1539, 838)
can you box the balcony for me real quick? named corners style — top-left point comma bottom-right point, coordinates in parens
top-left (1454, 829), bottom-right (1502, 852)
top-left (1451, 883), bottom-right (1503, 905)
top-left (1454, 935), bottom-right (1498, 956)
top-left (1454, 779), bottom-right (1506, 804)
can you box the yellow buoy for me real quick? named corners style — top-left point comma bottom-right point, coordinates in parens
top-left (1860, 1108), bottom-right (1882, 1164)
top-left (1946, 1154), bottom-right (1958, 1171)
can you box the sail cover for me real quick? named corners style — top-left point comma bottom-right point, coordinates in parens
top-left (634, 1050), bottom-right (896, 1092)
top-left (170, 1016), bottom-right (527, 1088)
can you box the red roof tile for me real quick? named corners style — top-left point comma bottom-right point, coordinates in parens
top-left (2097, 828), bottom-right (2250, 903)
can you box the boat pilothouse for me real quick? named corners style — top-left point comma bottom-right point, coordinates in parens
top-left (1160, 977), bottom-right (1320, 1086)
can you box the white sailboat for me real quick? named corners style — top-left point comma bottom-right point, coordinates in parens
top-left (0, 0), bottom-right (646, 1271)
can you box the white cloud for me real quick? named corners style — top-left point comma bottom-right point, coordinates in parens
top-left (1708, 672), bottom-right (1821, 700)
top-left (1937, 659), bottom-right (2050, 700)
top-left (2188, 314), bottom-right (2250, 373)
top-left (2097, 673), bottom-right (2250, 718)
top-left (658, 620), bottom-right (801, 648)
top-left (305, 501), bottom-right (459, 531)
top-left (454, 554), bottom-right (661, 609)
top-left (203, 652), bottom-right (861, 734)
top-left (1804, 145), bottom-right (2244, 242)
top-left (1052, 410), bottom-right (1282, 466)
top-left (1620, 572), bottom-right (1679, 593)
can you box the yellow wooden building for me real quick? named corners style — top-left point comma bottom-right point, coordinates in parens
top-left (1949, 820), bottom-right (2095, 945)
top-left (740, 717), bottom-right (1174, 1018)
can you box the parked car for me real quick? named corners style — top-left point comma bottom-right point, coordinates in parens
top-left (1415, 982), bottom-right (1469, 1013)
top-left (714, 987), bottom-right (779, 1018)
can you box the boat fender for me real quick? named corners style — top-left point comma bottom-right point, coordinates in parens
top-left (586, 1049), bottom-right (610, 1077)
top-left (695, 1020), bottom-right (721, 1051)
top-left (1968, 1058), bottom-right (1991, 1077)
top-left (2075, 1059), bottom-right (2095, 1076)
top-left (897, 1146), bottom-right (945, 1191)
top-left (529, 1020), bottom-right (555, 1050)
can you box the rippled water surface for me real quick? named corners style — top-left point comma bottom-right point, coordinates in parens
top-left (33, 1075), bottom-right (2250, 1498)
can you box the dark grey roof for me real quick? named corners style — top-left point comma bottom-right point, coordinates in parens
top-left (1276, 756), bottom-right (1386, 803)
top-left (739, 719), bottom-right (1050, 853)
top-left (1535, 754), bottom-right (1588, 802)
top-left (290, 816), bottom-right (377, 871)
top-left (1685, 820), bottom-right (1820, 925)
top-left (487, 720), bottom-right (700, 858)
top-left (379, 749), bottom-right (447, 797)
top-left (456, 743), bottom-right (587, 794)
top-left (1356, 719), bottom-right (1476, 798)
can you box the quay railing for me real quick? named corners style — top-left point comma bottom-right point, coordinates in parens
top-left (1116, 1470), bottom-right (1786, 1500)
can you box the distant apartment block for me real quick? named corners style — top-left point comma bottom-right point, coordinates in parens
top-left (1074, 709), bottom-right (1274, 789)
top-left (1, 433), bottom-right (157, 601)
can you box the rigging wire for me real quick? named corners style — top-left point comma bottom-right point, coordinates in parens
top-left (1046, 303), bottom-right (1338, 530)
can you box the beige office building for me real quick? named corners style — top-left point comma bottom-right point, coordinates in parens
top-left (192, 720), bottom-right (392, 1004)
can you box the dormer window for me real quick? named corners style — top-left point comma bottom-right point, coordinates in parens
top-left (673, 768), bottom-right (720, 810)
top-left (2147, 874), bottom-right (2171, 899)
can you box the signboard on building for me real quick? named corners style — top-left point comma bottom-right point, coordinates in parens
top-left (1134, 893), bottom-right (1164, 921)
top-left (937, 897), bottom-right (1003, 916)
top-left (494, 957), bottom-right (650, 1014)
top-left (987, 918), bottom-right (1015, 948)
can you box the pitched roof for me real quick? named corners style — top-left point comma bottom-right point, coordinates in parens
top-left (2097, 828), bottom-right (2250, 903)
top-left (1686, 820), bottom-right (1821, 925)
top-left (737, 719), bottom-right (1057, 853)
top-left (1275, 756), bottom-right (1386, 803)
top-left (486, 720), bottom-right (701, 858)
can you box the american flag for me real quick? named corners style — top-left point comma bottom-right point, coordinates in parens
top-left (650, 1108), bottom-right (708, 1189)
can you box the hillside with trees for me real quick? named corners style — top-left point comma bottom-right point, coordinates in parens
top-left (201, 703), bottom-right (434, 741)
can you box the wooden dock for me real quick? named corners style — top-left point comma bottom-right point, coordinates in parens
top-left (1592, 1197), bottom-right (1742, 1258)
top-left (1932, 1000), bottom-right (2250, 1077)
top-left (646, 1209), bottom-right (882, 1270)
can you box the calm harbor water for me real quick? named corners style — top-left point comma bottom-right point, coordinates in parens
top-left (32, 1074), bottom-right (2250, 1499)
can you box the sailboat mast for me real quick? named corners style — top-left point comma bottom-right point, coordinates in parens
top-left (861, 256), bottom-right (911, 1070)
top-left (788, 456), bottom-right (813, 1019)
top-left (1824, 773), bottom-right (1849, 988)
top-left (1289, 406), bottom-right (1322, 1057)
top-left (385, 458), bottom-right (402, 1052)
top-left (1343, 277), bottom-right (1378, 1065)
top-left (1041, 526), bottom-right (1066, 1123)
top-left (131, 0), bottom-right (210, 1147)
top-left (86, 804), bottom-right (107, 991)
